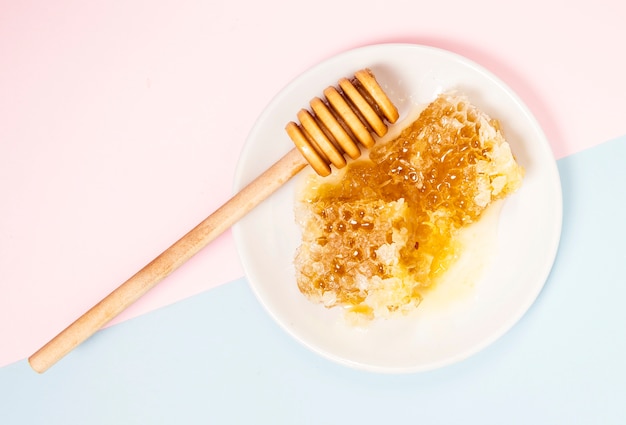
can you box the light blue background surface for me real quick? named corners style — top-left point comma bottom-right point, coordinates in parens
top-left (1, 137), bottom-right (625, 424)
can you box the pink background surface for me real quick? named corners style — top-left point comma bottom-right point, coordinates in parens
top-left (1, 0), bottom-right (625, 367)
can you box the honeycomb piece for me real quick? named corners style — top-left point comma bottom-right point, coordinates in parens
top-left (294, 93), bottom-right (524, 321)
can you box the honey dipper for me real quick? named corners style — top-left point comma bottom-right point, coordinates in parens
top-left (28, 68), bottom-right (399, 373)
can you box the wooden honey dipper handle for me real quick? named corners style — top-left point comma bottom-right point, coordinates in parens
top-left (28, 68), bottom-right (398, 373)
top-left (28, 148), bottom-right (308, 373)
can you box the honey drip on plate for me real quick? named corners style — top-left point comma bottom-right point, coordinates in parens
top-left (294, 94), bottom-right (524, 321)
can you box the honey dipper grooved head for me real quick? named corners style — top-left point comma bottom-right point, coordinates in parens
top-left (285, 68), bottom-right (399, 176)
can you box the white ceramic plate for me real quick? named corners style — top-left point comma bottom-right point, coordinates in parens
top-left (232, 43), bottom-right (562, 373)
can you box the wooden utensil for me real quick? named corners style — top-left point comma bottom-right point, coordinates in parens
top-left (28, 68), bottom-right (399, 373)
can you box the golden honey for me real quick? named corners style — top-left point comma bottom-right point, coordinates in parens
top-left (294, 93), bottom-right (524, 321)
